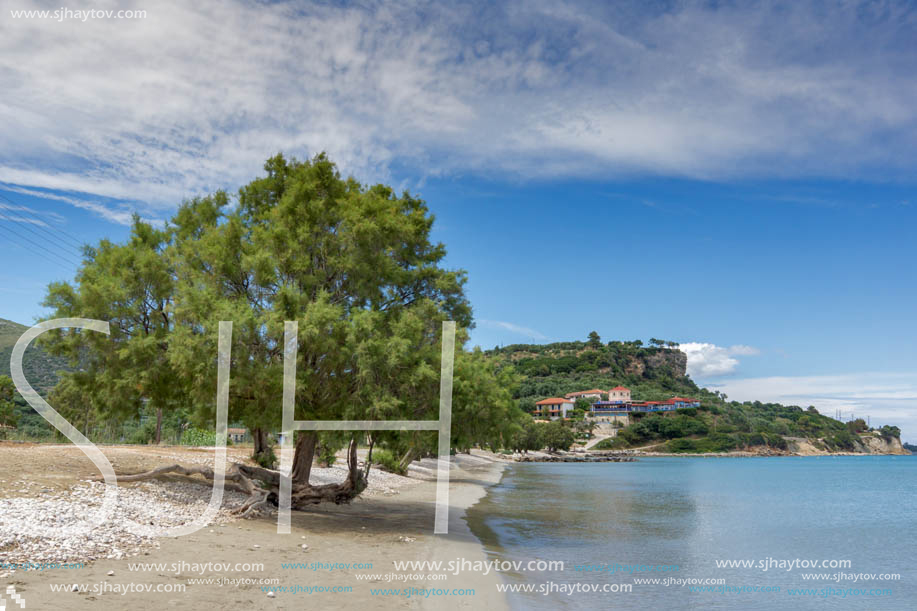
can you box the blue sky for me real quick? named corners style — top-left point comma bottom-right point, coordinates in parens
top-left (1, 0), bottom-right (916, 439)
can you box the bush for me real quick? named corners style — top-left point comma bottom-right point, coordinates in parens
top-left (593, 436), bottom-right (629, 450)
top-left (318, 443), bottom-right (337, 467)
top-left (667, 438), bottom-right (697, 453)
top-left (879, 425), bottom-right (901, 440)
top-left (846, 418), bottom-right (868, 434)
top-left (180, 427), bottom-right (216, 446)
top-left (127, 420), bottom-right (157, 445)
top-left (371, 449), bottom-right (407, 475)
top-left (825, 430), bottom-right (857, 451)
top-left (693, 433), bottom-right (738, 453)
top-left (254, 446), bottom-right (276, 469)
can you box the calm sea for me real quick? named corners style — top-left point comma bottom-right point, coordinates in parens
top-left (465, 456), bottom-right (917, 610)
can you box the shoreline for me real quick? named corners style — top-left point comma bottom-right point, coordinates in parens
top-left (417, 451), bottom-right (510, 611)
top-left (2, 443), bottom-right (512, 610)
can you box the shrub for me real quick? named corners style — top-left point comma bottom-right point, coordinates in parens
top-left (371, 449), bottom-right (407, 475)
top-left (593, 437), bottom-right (629, 450)
top-left (879, 425), bottom-right (901, 440)
top-left (254, 446), bottom-right (276, 469)
top-left (180, 427), bottom-right (216, 446)
top-left (694, 433), bottom-right (738, 453)
top-left (667, 438), bottom-right (697, 453)
top-left (127, 420), bottom-right (157, 445)
top-left (826, 430), bottom-right (857, 451)
top-left (318, 443), bottom-right (337, 467)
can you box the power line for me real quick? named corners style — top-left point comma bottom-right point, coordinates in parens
top-left (0, 213), bottom-right (81, 262)
top-left (0, 190), bottom-right (86, 250)
top-left (0, 221), bottom-right (78, 271)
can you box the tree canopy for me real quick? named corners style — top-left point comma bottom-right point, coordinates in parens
top-left (39, 153), bottom-right (520, 506)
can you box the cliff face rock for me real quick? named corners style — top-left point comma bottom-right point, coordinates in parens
top-left (785, 434), bottom-right (910, 456)
top-left (625, 349), bottom-right (688, 379)
top-left (857, 434), bottom-right (910, 455)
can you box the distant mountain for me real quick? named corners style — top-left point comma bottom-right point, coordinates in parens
top-left (0, 318), bottom-right (71, 394)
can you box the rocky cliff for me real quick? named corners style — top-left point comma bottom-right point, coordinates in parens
top-left (624, 349), bottom-right (687, 379)
top-left (786, 434), bottom-right (910, 456)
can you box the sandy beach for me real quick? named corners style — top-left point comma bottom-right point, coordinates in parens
top-left (0, 443), bottom-right (509, 610)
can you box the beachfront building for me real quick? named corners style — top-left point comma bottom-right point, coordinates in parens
top-left (565, 389), bottom-right (605, 401)
top-left (608, 386), bottom-right (631, 403)
top-left (590, 396), bottom-right (701, 417)
top-left (535, 397), bottom-right (575, 420)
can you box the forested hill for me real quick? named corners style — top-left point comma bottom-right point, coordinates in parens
top-left (0, 318), bottom-right (70, 393)
top-left (485, 336), bottom-right (906, 454)
top-left (485, 338), bottom-right (707, 409)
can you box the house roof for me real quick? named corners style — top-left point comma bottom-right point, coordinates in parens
top-left (565, 389), bottom-right (605, 397)
top-left (535, 397), bottom-right (571, 405)
top-left (227, 427), bottom-right (247, 435)
top-left (610, 386), bottom-right (630, 391)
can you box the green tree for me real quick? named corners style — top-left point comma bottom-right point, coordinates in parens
top-left (166, 154), bottom-right (473, 501)
top-left (587, 331), bottom-right (602, 349)
top-left (0, 375), bottom-right (17, 429)
top-left (42, 219), bottom-right (181, 444)
top-left (879, 425), bottom-right (901, 440)
top-left (540, 421), bottom-right (575, 452)
top-left (510, 419), bottom-right (543, 454)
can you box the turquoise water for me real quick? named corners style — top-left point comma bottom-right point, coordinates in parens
top-left (465, 456), bottom-right (917, 610)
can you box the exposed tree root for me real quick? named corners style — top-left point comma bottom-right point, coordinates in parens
top-left (98, 438), bottom-right (372, 515)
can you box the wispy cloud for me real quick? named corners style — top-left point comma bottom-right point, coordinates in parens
top-left (0, 0), bottom-right (915, 213)
top-left (0, 201), bottom-right (64, 226)
top-left (478, 319), bottom-right (548, 341)
top-left (1, 185), bottom-right (159, 226)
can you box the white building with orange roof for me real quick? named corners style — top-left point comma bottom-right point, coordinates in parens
top-left (534, 397), bottom-right (575, 420)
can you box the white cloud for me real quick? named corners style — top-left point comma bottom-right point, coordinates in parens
top-left (478, 319), bottom-right (548, 341)
top-left (712, 372), bottom-right (917, 442)
top-left (680, 342), bottom-right (760, 377)
top-left (0, 0), bottom-right (915, 218)
top-left (1, 185), bottom-right (158, 226)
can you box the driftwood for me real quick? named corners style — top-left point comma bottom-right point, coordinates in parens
top-left (102, 436), bottom-right (374, 516)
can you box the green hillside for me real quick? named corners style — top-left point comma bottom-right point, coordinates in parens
top-left (486, 336), bottom-right (902, 453)
top-left (0, 318), bottom-right (71, 394)
top-left (488, 338), bottom-right (699, 409)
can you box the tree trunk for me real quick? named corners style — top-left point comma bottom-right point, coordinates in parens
top-left (104, 436), bottom-right (371, 514)
top-left (398, 447), bottom-right (417, 471)
top-left (154, 408), bottom-right (163, 445)
top-left (291, 431), bottom-right (318, 485)
top-left (252, 427), bottom-right (272, 464)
